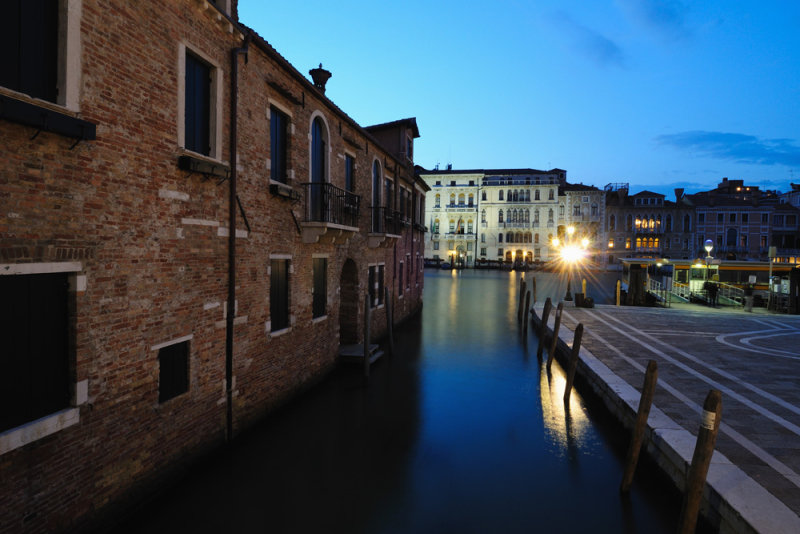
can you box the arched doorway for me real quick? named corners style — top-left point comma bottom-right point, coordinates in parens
top-left (339, 259), bottom-right (359, 344)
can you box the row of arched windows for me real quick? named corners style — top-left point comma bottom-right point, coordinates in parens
top-left (497, 189), bottom-right (556, 202)
top-left (610, 213), bottom-right (690, 232)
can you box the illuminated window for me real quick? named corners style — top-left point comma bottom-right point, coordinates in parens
top-left (608, 239), bottom-right (614, 248)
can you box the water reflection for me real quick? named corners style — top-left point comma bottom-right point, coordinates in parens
top-left (119, 269), bottom-right (682, 534)
top-left (539, 359), bottom-right (590, 456)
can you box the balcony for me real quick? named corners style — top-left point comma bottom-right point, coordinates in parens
top-left (444, 232), bottom-right (476, 240)
top-left (368, 207), bottom-right (403, 248)
top-left (300, 183), bottom-right (360, 244)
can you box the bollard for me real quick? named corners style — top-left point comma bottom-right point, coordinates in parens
top-left (562, 323), bottom-right (584, 403)
top-left (363, 293), bottom-right (372, 380)
top-left (546, 301), bottom-right (564, 372)
top-left (518, 278), bottom-right (527, 324)
top-left (384, 286), bottom-right (394, 358)
top-left (537, 298), bottom-right (553, 360)
top-left (620, 360), bottom-right (658, 494)
top-left (523, 290), bottom-right (531, 342)
top-left (616, 280), bottom-right (621, 307)
top-left (677, 389), bottom-right (722, 534)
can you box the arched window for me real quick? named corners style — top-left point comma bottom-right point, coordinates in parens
top-left (524, 209), bottom-right (530, 223)
top-left (654, 238), bottom-right (660, 248)
top-left (458, 193), bottom-right (465, 206)
top-left (507, 232), bottom-right (513, 243)
top-left (507, 190), bottom-right (512, 202)
top-left (609, 214), bottom-right (616, 231)
top-left (591, 203), bottom-right (598, 216)
top-left (498, 211), bottom-right (503, 223)
top-left (636, 237), bottom-right (642, 248)
top-left (499, 190), bottom-right (504, 201)
top-left (449, 193), bottom-right (455, 206)
top-left (549, 189), bottom-right (554, 200)
top-left (467, 220), bottom-right (473, 233)
top-left (535, 189), bottom-right (540, 200)
top-left (310, 116), bottom-right (328, 220)
top-left (434, 194), bottom-right (440, 207)
top-left (656, 215), bottom-right (662, 228)
top-left (499, 233), bottom-right (503, 243)
top-left (449, 219), bottom-right (455, 232)
top-left (468, 193), bottom-right (474, 207)
top-left (433, 218), bottom-right (439, 233)
top-left (534, 233), bottom-right (539, 244)
top-left (559, 205), bottom-right (565, 217)
top-left (524, 190), bottom-right (530, 201)
top-left (548, 208), bottom-right (554, 222)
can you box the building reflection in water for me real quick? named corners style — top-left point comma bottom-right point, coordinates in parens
top-left (539, 357), bottom-right (591, 457)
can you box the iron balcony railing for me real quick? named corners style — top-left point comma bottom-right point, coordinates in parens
top-left (302, 182), bottom-right (360, 227)
top-left (370, 207), bottom-right (403, 235)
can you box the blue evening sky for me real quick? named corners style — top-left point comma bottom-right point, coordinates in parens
top-left (238, 1), bottom-right (800, 197)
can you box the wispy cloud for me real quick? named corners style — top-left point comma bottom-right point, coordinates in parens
top-left (549, 11), bottom-right (626, 68)
top-left (616, 0), bottom-right (691, 41)
top-left (655, 131), bottom-right (800, 167)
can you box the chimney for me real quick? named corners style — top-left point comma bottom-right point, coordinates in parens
top-left (309, 64), bottom-right (332, 93)
top-left (674, 188), bottom-right (684, 202)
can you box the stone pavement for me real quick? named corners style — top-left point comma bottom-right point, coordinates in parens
top-left (534, 301), bottom-right (800, 533)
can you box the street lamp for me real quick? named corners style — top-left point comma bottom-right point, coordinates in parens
top-left (704, 239), bottom-right (714, 263)
top-left (552, 226), bottom-right (589, 302)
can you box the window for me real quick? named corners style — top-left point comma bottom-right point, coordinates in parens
top-left (761, 235), bottom-right (767, 248)
top-left (449, 219), bottom-right (455, 233)
top-left (309, 116), bottom-right (328, 219)
top-left (762, 213), bottom-right (769, 224)
top-left (270, 259), bottom-right (290, 332)
top-left (481, 210), bottom-right (486, 223)
top-left (435, 194), bottom-right (440, 208)
top-left (740, 235), bottom-right (748, 247)
top-left (549, 189), bottom-right (555, 200)
top-left (499, 190), bottom-right (504, 201)
top-left (468, 194), bottom-right (474, 207)
top-left (535, 190), bottom-right (540, 200)
top-left (717, 213), bottom-right (724, 223)
top-left (368, 265), bottom-right (385, 308)
top-left (1, 272), bottom-right (69, 433)
top-left (742, 213), bottom-right (749, 224)
top-left (270, 106), bottom-right (288, 183)
top-left (1, 0), bottom-right (58, 102)
top-left (498, 248), bottom-right (503, 257)
top-left (573, 205), bottom-right (581, 216)
top-left (433, 241), bottom-right (439, 250)
top-left (559, 206), bottom-right (565, 217)
top-left (481, 233), bottom-right (485, 243)
top-left (385, 177), bottom-right (394, 211)
top-left (312, 257), bottom-right (327, 319)
top-left (498, 211), bottom-right (503, 223)
top-left (609, 214), bottom-right (616, 231)
top-left (185, 51), bottom-right (212, 156)
top-left (398, 262), bottom-right (404, 296)
top-left (344, 154), bottom-right (355, 192)
top-left (481, 191), bottom-right (487, 201)
top-left (158, 340), bottom-right (189, 403)
top-left (730, 213), bottom-right (736, 223)
top-left (698, 213), bottom-right (705, 223)
top-left (625, 238), bottom-right (631, 249)
top-left (499, 234), bottom-right (503, 243)
top-left (665, 214), bottom-right (672, 232)
top-left (467, 242), bottom-right (473, 251)
top-left (480, 247), bottom-right (487, 256)
top-left (683, 215), bottom-right (691, 232)
top-left (591, 203), bottom-right (598, 216)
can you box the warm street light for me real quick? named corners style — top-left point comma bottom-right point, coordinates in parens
top-left (704, 239), bottom-right (714, 262)
top-left (552, 225), bottom-right (589, 302)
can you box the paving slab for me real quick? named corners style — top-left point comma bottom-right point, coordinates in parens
top-left (533, 301), bottom-right (800, 533)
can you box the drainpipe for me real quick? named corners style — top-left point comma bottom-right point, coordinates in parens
top-left (226, 31), bottom-right (251, 442)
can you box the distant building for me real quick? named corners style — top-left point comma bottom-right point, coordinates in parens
top-left (605, 185), bottom-right (694, 263)
top-left (689, 178), bottom-right (800, 262)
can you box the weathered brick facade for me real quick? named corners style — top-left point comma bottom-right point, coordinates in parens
top-left (0, 1), bottom-right (426, 532)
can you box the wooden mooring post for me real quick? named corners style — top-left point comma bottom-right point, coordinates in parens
top-left (363, 293), bottom-right (371, 380)
top-left (677, 389), bottom-right (722, 534)
top-left (384, 286), bottom-right (394, 358)
top-left (537, 298), bottom-right (552, 360)
top-left (620, 360), bottom-right (658, 494)
top-left (616, 279), bottom-right (621, 307)
top-left (546, 301), bottom-right (564, 372)
top-left (562, 323), bottom-right (584, 403)
top-left (522, 290), bottom-right (531, 343)
top-left (532, 276), bottom-right (537, 304)
top-left (518, 277), bottom-right (527, 324)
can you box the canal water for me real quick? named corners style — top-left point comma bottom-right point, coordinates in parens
top-left (119, 269), bottom-right (688, 533)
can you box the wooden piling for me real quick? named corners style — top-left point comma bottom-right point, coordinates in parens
top-left (616, 279), bottom-right (621, 307)
top-left (620, 360), bottom-right (658, 494)
top-left (518, 278), bottom-right (527, 324)
top-left (562, 323), bottom-right (584, 403)
top-left (523, 290), bottom-right (531, 342)
top-left (532, 276), bottom-right (537, 304)
top-left (546, 301), bottom-right (564, 372)
top-left (582, 278), bottom-right (587, 295)
top-left (363, 293), bottom-right (371, 379)
top-left (677, 389), bottom-right (723, 534)
top-left (537, 297), bottom-right (553, 360)
top-left (384, 286), bottom-right (394, 357)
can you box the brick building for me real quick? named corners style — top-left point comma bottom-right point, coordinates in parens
top-left (0, 1), bottom-right (426, 532)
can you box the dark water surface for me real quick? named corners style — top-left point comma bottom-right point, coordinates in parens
top-left (119, 269), bottom-right (685, 533)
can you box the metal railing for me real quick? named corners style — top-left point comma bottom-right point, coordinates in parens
top-left (672, 281), bottom-right (691, 301)
top-left (718, 282), bottom-right (744, 306)
top-left (370, 207), bottom-right (403, 235)
top-left (646, 278), bottom-right (671, 306)
top-left (302, 183), bottom-right (360, 227)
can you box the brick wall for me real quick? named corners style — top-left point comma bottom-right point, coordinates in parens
top-left (0, 1), bottom-right (424, 532)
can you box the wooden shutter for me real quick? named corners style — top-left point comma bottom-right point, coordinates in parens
top-left (271, 260), bottom-right (289, 330)
top-left (185, 52), bottom-right (211, 156)
top-left (312, 258), bottom-right (327, 318)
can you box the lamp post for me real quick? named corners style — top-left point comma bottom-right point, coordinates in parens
top-left (552, 226), bottom-right (589, 302)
